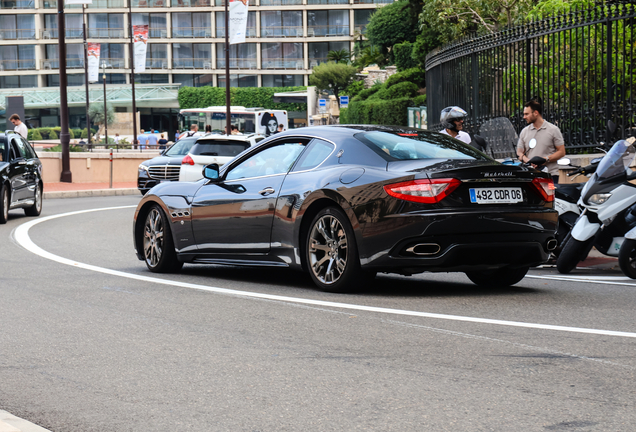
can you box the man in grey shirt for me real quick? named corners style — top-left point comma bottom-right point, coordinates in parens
top-left (517, 98), bottom-right (565, 183)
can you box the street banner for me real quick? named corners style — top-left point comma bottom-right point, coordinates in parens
top-left (87, 43), bottom-right (100, 83)
top-left (65, 0), bottom-right (92, 4)
top-left (133, 25), bottom-right (149, 72)
top-left (229, 0), bottom-right (249, 45)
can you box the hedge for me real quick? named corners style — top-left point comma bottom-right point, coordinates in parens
top-left (178, 86), bottom-right (308, 112)
top-left (340, 97), bottom-right (417, 126)
top-left (385, 67), bottom-right (426, 89)
top-left (393, 42), bottom-right (417, 71)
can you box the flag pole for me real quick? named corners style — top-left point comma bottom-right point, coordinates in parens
top-left (225, 0), bottom-right (231, 136)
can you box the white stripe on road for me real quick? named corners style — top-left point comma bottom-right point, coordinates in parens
top-left (13, 206), bottom-right (636, 339)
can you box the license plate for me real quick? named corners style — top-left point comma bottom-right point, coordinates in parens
top-left (469, 187), bottom-right (523, 204)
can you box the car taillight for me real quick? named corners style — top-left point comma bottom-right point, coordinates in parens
top-left (182, 155), bottom-right (194, 165)
top-left (531, 177), bottom-right (555, 202)
top-left (384, 178), bottom-right (461, 204)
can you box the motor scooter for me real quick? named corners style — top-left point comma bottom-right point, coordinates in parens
top-left (556, 138), bottom-right (636, 274)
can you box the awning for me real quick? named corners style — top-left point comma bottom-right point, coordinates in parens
top-left (273, 91), bottom-right (308, 104)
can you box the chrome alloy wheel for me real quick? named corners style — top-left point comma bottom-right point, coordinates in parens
top-left (2, 188), bottom-right (8, 222)
top-left (34, 184), bottom-right (41, 213)
top-left (308, 214), bottom-right (348, 285)
top-left (143, 207), bottom-right (165, 268)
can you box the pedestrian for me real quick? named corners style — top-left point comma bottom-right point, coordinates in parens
top-left (94, 132), bottom-right (100, 144)
top-left (9, 114), bottom-right (28, 139)
top-left (439, 106), bottom-right (471, 144)
top-left (137, 129), bottom-right (148, 149)
top-left (175, 130), bottom-right (180, 142)
top-left (114, 133), bottom-right (120, 145)
top-left (158, 134), bottom-right (168, 150)
top-left (277, 124), bottom-right (284, 133)
top-left (517, 97), bottom-right (565, 184)
top-left (147, 132), bottom-right (158, 148)
top-left (205, 125), bottom-right (212, 134)
top-left (231, 125), bottom-right (241, 135)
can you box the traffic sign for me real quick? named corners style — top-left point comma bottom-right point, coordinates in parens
top-left (339, 96), bottom-right (349, 108)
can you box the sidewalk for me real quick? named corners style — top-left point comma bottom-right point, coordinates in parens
top-left (43, 181), bottom-right (139, 199)
top-left (0, 410), bottom-right (51, 432)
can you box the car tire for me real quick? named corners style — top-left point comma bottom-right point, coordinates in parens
top-left (305, 206), bottom-right (363, 293)
top-left (24, 183), bottom-right (42, 217)
top-left (465, 266), bottom-right (529, 287)
top-left (143, 204), bottom-right (183, 273)
top-left (556, 236), bottom-right (594, 274)
top-left (140, 190), bottom-right (147, 196)
top-left (618, 238), bottom-right (636, 279)
top-left (0, 184), bottom-right (8, 224)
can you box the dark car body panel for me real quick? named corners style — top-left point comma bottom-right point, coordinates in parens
top-left (0, 132), bottom-right (42, 210)
top-left (134, 125), bottom-right (558, 276)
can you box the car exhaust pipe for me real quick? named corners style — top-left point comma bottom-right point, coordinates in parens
top-left (406, 243), bottom-right (441, 256)
top-left (546, 239), bottom-right (558, 251)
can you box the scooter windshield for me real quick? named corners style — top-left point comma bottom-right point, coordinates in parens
top-left (595, 140), bottom-right (631, 180)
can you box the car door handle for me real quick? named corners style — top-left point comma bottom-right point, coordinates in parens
top-left (18, 160), bottom-right (27, 165)
top-left (259, 187), bottom-right (276, 196)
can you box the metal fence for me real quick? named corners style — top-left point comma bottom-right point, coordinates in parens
top-left (425, 2), bottom-right (636, 156)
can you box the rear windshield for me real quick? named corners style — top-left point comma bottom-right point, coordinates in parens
top-left (356, 131), bottom-right (490, 161)
top-left (165, 138), bottom-right (197, 156)
top-left (190, 140), bottom-right (251, 157)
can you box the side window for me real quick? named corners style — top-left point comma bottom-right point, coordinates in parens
top-left (292, 139), bottom-right (335, 172)
top-left (226, 140), bottom-right (307, 181)
top-left (0, 139), bottom-right (5, 162)
top-left (9, 141), bottom-right (20, 161)
top-left (12, 137), bottom-right (28, 159)
top-left (21, 138), bottom-right (37, 159)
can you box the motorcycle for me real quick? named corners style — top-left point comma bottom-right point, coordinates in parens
top-left (556, 138), bottom-right (636, 274)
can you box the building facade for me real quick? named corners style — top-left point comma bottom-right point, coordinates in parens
top-left (0, 0), bottom-right (389, 132)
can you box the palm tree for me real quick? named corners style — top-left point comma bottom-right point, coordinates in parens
top-left (327, 49), bottom-right (352, 64)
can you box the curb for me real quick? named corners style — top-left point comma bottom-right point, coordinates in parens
top-left (0, 411), bottom-right (51, 432)
top-left (43, 188), bottom-right (140, 199)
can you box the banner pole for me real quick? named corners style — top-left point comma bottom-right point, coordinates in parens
top-left (225, 0), bottom-right (231, 136)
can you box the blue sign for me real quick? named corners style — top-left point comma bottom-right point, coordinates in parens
top-left (318, 99), bottom-right (327, 107)
top-left (339, 96), bottom-right (349, 108)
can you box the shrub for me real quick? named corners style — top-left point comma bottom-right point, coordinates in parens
top-left (49, 130), bottom-right (58, 140)
top-left (385, 67), bottom-right (426, 89)
top-left (393, 42), bottom-right (417, 71)
top-left (352, 86), bottom-right (381, 102)
top-left (344, 80), bottom-right (365, 99)
top-left (178, 86), bottom-right (307, 112)
top-left (340, 97), bottom-right (415, 126)
top-left (38, 128), bottom-right (52, 140)
top-left (369, 81), bottom-right (419, 100)
top-left (413, 94), bottom-right (427, 106)
top-left (81, 128), bottom-right (89, 139)
top-left (71, 128), bottom-right (82, 139)
top-left (31, 129), bottom-right (43, 140)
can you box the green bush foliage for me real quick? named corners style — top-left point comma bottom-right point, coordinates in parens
top-left (413, 94), bottom-right (427, 106)
top-left (178, 86), bottom-right (307, 112)
top-left (393, 42), bottom-right (417, 71)
top-left (31, 129), bottom-right (43, 140)
top-left (344, 80), bottom-right (365, 99)
top-left (49, 130), bottom-right (58, 140)
top-left (351, 86), bottom-right (381, 102)
top-left (71, 128), bottom-right (82, 139)
top-left (369, 81), bottom-right (419, 100)
top-left (340, 97), bottom-right (415, 126)
top-left (385, 68), bottom-right (426, 89)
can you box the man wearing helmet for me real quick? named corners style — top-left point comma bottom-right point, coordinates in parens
top-left (439, 106), bottom-right (471, 144)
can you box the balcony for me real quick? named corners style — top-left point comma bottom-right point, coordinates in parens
top-left (261, 26), bottom-right (303, 38)
top-left (41, 58), bottom-right (85, 69)
top-left (146, 58), bottom-right (169, 69)
top-left (88, 28), bottom-right (126, 39)
top-left (172, 58), bottom-right (211, 69)
top-left (172, 27), bottom-right (212, 38)
top-left (259, 0), bottom-right (300, 4)
top-left (216, 58), bottom-right (257, 69)
top-left (0, 59), bottom-right (36, 71)
top-left (149, 28), bottom-right (168, 38)
top-left (132, 0), bottom-right (168, 6)
top-left (0, 29), bottom-right (36, 40)
top-left (41, 28), bottom-right (84, 39)
top-left (353, 0), bottom-right (392, 3)
top-left (0, 0), bottom-right (34, 8)
top-left (261, 58), bottom-right (304, 70)
top-left (170, 0), bottom-right (212, 6)
top-left (87, 0), bottom-right (125, 7)
top-left (307, 0), bottom-right (349, 3)
top-left (307, 25), bottom-right (349, 37)
top-left (101, 58), bottom-right (127, 68)
top-left (215, 0), bottom-right (255, 5)
top-left (308, 57), bottom-right (327, 68)
top-left (216, 27), bottom-right (256, 38)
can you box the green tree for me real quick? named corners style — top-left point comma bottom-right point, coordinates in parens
top-left (327, 49), bottom-right (352, 64)
top-left (309, 62), bottom-right (358, 107)
top-left (88, 102), bottom-right (115, 128)
top-left (366, 0), bottom-right (420, 64)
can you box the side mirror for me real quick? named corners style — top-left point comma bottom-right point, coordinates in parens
top-left (608, 120), bottom-right (617, 134)
top-left (557, 158), bottom-right (571, 166)
top-left (203, 163), bottom-right (220, 181)
top-left (528, 156), bottom-right (546, 166)
top-left (471, 135), bottom-right (487, 151)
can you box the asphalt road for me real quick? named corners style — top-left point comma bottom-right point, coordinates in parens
top-left (1, 196), bottom-right (635, 432)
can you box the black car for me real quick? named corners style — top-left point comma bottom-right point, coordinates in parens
top-left (133, 125), bottom-right (558, 292)
top-left (0, 131), bottom-right (43, 224)
top-left (137, 136), bottom-right (200, 195)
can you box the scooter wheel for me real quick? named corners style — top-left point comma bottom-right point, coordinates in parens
top-left (556, 237), bottom-right (593, 274)
top-left (618, 238), bottom-right (636, 279)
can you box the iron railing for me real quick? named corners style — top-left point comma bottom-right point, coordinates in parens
top-left (425, 2), bottom-right (636, 155)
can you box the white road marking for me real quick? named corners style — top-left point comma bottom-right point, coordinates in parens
top-left (13, 206), bottom-right (636, 339)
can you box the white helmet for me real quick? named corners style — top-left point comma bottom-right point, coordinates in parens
top-left (440, 106), bottom-right (467, 131)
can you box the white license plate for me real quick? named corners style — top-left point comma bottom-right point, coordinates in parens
top-left (469, 187), bottom-right (523, 204)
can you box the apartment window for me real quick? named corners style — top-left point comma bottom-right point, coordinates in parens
top-left (146, 43), bottom-right (168, 69)
top-left (0, 76), bottom-right (37, 88)
top-left (215, 43), bottom-right (256, 69)
top-left (260, 0), bottom-right (301, 5)
top-left (173, 74), bottom-right (213, 87)
top-left (261, 43), bottom-right (303, 70)
top-left (307, 10), bottom-right (349, 37)
top-left (172, 12), bottom-right (211, 38)
top-left (132, 0), bottom-right (167, 6)
top-left (262, 74), bottom-right (304, 87)
top-left (44, 13), bottom-right (83, 39)
top-left (216, 12), bottom-right (256, 38)
top-left (45, 44), bottom-right (84, 69)
top-left (260, 11), bottom-right (302, 37)
top-left (307, 0), bottom-right (348, 4)
top-left (88, 14), bottom-right (125, 38)
top-left (101, 43), bottom-right (126, 69)
top-left (0, 0), bottom-right (35, 9)
top-left (0, 15), bottom-right (35, 40)
top-left (0, 45), bottom-right (35, 71)
top-left (173, 43), bottom-right (211, 69)
top-left (308, 41), bottom-right (349, 68)
top-left (135, 74), bottom-right (170, 84)
top-left (354, 9), bottom-right (373, 34)
top-left (97, 73), bottom-right (126, 84)
top-left (47, 73), bottom-right (86, 87)
top-left (171, 0), bottom-right (211, 6)
top-left (132, 13), bottom-right (167, 38)
top-left (218, 74), bottom-right (257, 88)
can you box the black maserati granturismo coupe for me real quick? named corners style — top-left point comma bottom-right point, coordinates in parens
top-left (133, 125), bottom-right (558, 292)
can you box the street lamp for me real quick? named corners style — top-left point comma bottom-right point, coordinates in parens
top-left (102, 61), bottom-right (108, 148)
top-left (58, 0), bottom-right (72, 182)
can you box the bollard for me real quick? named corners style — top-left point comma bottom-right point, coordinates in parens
top-left (109, 148), bottom-right (113, 189)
